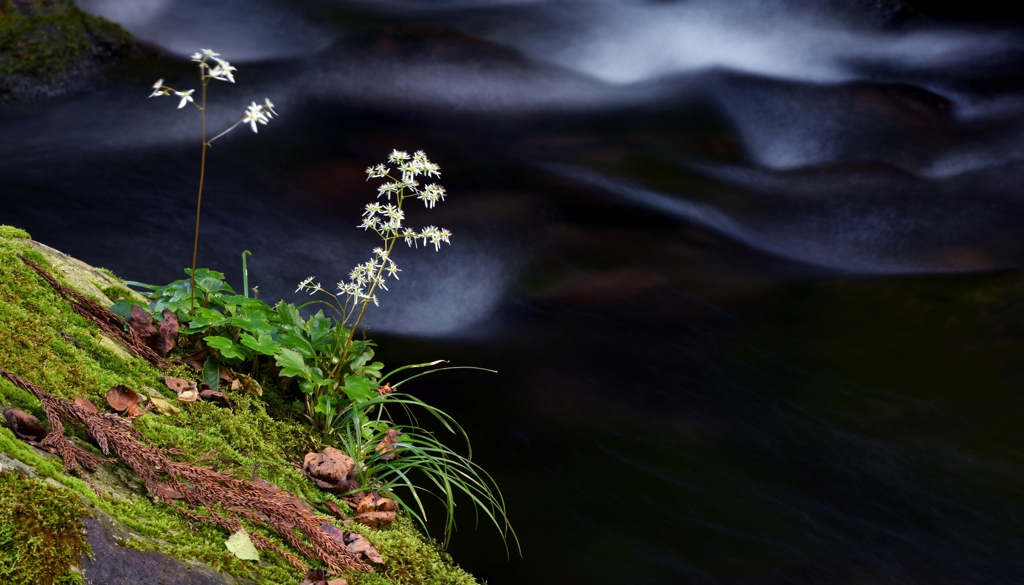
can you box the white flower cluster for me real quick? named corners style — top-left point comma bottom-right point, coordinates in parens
top-left (243, 100), bottom-right (277, 133)
top-left (298, 150), bottom-right (452, 317)
top-left (365, 150), bottom-right (444, 208)
top-left (191, 48), bottom-right (236, 83)
top-left (148, 49), bottom-right (277, 134)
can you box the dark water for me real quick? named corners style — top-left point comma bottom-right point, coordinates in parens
top-left (5, 0), bottom-right (1024, 582)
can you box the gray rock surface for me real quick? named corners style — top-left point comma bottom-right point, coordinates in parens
top-left (81, 514), bottom-right (238, 585)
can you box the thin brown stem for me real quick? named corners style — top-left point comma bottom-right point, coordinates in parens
top-left (207, 117), bottom-right (246, 144)
top-left (190, 77), bottom-right (208, 314)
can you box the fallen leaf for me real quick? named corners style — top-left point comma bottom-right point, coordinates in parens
top-left (199, 389), bottom-right (233, 411)
top-left (176, 389), bottom-right (199, 403)
top-left (3, 408), bottom-right (48, 442)
top-left (327, 579), bottom-right (348, 585)
top-left (376, 383), bottom-right (394, 395)
top-left (323, 500), bottom-right (350, 523)
top-left (72, 397), bottom-right (99, 414)
top-left (225, 527), bottom-right (260, 561)
top-left (181, 348), bottom-right (210, 371)
top-left (148, 395), bottom-right (181, 416)
top-left (162, 376), bottom-right (192, 395)
top-left (356, 492), bottom-right (398, 516)
top-left (344, 530), bottom-right (384, 564)
top-left (354, 511), bottom-right (396, 529)
top-left (229, 372), bottom-right (263, 397)
top-left (128, 305), bottom-right (158, 346)
top-left (154, 309), bottom-right (179, 356)
top-left (105, 385), bottom-right (140, 417)
top-left (375, 428), bottom-right (403, 461)
top-left (219, 365), bottom-right (234, 383)
top-left (147, 482), bottom-right (186, 500)
top-left (303, 447), bottom-right (355, 484)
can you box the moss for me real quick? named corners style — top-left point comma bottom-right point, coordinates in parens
top-left (0, 0), bottom-right (135, 77)
top-left (352, 516), bottom-right (479, 585)
top-left (0, 471), bottom-right (90, 585)
top-left (0, 225), bottom-right (30, 239)
top-left (100, 283), bottom-right (135, 303)
top-left (0, 229), bottom-right (481, 584)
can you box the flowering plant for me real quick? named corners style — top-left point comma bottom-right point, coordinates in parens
top-left (148, 48), bottom-right (277, 312)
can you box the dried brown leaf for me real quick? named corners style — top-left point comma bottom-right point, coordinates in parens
top-left (304, 447), bottom-right (355, 484)
top-left (128, 305), bottom-right (157, 345)
top-left (354, 511), bottom-right (395, 530)
top-left (199, 389), bottom-right (233, 411)
top-left (162, 376), bottom-right (192, 395)
top-left (375, 428), bottom-right (403, 461)
top-left (154, 309), bottom-right (179, 356)
top-left (181, 348), bottom-right (210, 372)
top-left (343, 530), bottom-right (384, 564)
top-left (324, 500), bottom-right (350, 523)
top-left (356, 494), bottom-right (376, 515)
top-left (230, 372), bottom-right (263, 396)
top-left (105, 385), bottom-right (140, 417)
top-left (148, 395), bottom-right (181, 416)
top-left (72, 396), bottom-right (99, 414)
top-left (176, 389), bottom-right (199, 403)
top-left (147, 482), bottom-right (186, 500)
top-left (376, 383), bottom-right (394, 395)
top-left (3, 408), bottom-right (48, 442)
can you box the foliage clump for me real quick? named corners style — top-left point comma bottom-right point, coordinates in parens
top-left (0, 225), bottom-right (481, 583)
top-left (0, 471), bottom-right (89, 585)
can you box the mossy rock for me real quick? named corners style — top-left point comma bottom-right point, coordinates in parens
top-left (0, 225), bottom-right (481, 584)
top-left (0, 0), bottom-right (145, 101)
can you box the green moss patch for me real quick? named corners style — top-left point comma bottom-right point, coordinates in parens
top-left (0, 471), bottom-right (89, 585)
top-left (0, 225), bottom-right (480, 584)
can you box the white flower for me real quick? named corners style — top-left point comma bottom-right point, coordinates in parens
top-left (148, 79), bottom-right (165, 98)
top-left (243, 102), bottom-right (269, 132)
top-left (201, 48), bottom-right (219, 58)
top-left (263, 98), bottom-right (277, 117)
top-left (191, 52), bottom-right (203, 62)
top-left (209, 60), bottom-right (236, 83)
top-left (388, 149), bottom-right (410, 164)
top-left (401, 227), bottom-right (418, 247)
top-left (175, 89), bottom-right (195, 109)
top-left (295, 276), bottom-right (316, 293)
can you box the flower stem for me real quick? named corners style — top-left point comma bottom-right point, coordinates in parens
top-left (190, 77), bottom-right (208, 315)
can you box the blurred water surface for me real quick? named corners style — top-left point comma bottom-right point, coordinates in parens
top-left (5, 1), bottom-right (1024, 582)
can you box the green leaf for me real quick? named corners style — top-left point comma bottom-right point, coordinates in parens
top-left (349, 346), bottom-right (374, 372)
top-left (305, 310), bottom-right (333, 346)
top-left (275, 303), bottom-right (304, 330)
top-left (278, 331), bottom-right (316, 360)
top-left (202, 356), bottom-right (220, 389)
top-left (342, 375), bottom-right (377, 402)
top-left (276, 347), bottom-right (310, 380)
top-left (229, 312), bottom-right (274, 334)
top-left (109, 299), bottom-right (135, 319)
top-left (358, 361), bottom-right (385, 379)
top-left (203, 336), bottom-right (250, 361)
top-left (225, 528), bottom-right (260, 561)
top-left (239, 332), bottom-right (281, 356)
top-left (314, 393), bottom-right (339, 418)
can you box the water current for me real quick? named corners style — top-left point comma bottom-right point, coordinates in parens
top-left (4, 0), bottom-right (1024, 582)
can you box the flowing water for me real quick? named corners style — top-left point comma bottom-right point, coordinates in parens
top-left (5, 0), bottom-right (1024, 582)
